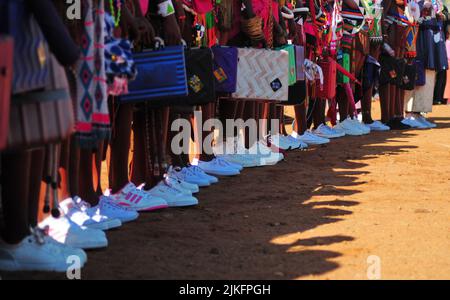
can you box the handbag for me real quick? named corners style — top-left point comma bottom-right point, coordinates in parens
top-left (283, 80), bottom-right (306, 105)
top-left (295, 45), bottom-right (305, 81)
top-left (183, 47), bottom-right (216, 105)
top-left (212, 46), bottom-right (238, 93)
top-left (315, 57), bottom-right (337, 99)
top-left (379, 54), bottom-right (404, 86)
top-left (232, 48), bottom-right (289, 101)
top-left (277, 45), bottom-right (297, 86)
top-left (399, 62), bottom-right (417, 91)
top-left (415, 58), bottom-right (426, 86)
top-left (0, 36), bottom-right (13, 150)
top-left (7, 55), bottom-right (75, 150)
top-left (362, 55), bottom-right (380, 91)
top-left (0, 0), bottom-right (51, 94)
top-left (119, 45), bottom-right (188, 103)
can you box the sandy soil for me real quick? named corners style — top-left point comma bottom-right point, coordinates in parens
top-left (2, 102), bottom-right (450, 280)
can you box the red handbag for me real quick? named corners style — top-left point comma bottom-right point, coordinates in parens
top-left (315, 57), bottom-right (336, 99)
top-left (0, 36), bottom-right (13, 150)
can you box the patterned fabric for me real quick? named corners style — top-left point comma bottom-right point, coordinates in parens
top-left (364, 0), bottom-right (383, 43)
top-left (416, 16), bottom-right (448, 70)
top-left (193, 5), bottom-right (217, 47)
top-left (405, 69), bottom-right (435, 112)
top-left (74, 0), bottom-right (110, 148)
top-left (250, 0), bottom-right (273, 47)
top-left (405, 25), bottom-right (419, 57)
top-left (104, 13), bottom-right (137, 82)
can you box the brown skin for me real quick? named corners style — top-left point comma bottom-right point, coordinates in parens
top-left (163, 14), bottom-right (182, 45)
top-left (361, 45), bottom-right (381, 124)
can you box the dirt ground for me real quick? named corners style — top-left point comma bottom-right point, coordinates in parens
top-left (2, 102), bottom-right (450, 280)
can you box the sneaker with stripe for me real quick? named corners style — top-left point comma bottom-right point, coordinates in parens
top-left (110, 183), bottom-right (168, 212)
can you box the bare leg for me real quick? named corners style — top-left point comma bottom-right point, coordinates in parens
top-left (28, 148), bottom-right (45, 227)
top-left (109, 103), bottom-right (133, 193)
top-left (379, 83), bottom-right (391, 123)
top-left (1, 151), bottom-right (32, 244)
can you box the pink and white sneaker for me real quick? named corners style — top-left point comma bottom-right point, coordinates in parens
top-left (109, 183), bottom-right (168, 212)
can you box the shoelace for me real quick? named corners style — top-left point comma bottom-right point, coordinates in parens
top-left (156, 179), bottom-right (182, 194)
top-left (212, 158), bottom-right (231, 167)
top-left (101, 197), bottom-right (128, 210)
top-left (188, 165), bottom-right (207, 176)
top-left (30, 226), bottom-right (48, 245)
top-left (72, 197), bottom-right (94, 212)
top-left (162, 174), bottom-right (182, 190)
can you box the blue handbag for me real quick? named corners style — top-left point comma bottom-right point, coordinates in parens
top-left (415, 58), bottom-right (426, 86)
top-left (211, 46), bottom-right (238, 93)
top-left (0, 0), bottom-right (51, 94)
top-left (119, 45), bottom-right (188, 103)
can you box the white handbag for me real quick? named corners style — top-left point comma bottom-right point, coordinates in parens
top-left (232, 48), bottom-right (289, 101)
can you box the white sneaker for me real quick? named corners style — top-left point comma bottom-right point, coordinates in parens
top-left (417, 115), bottom-right (437, 128)
top-left (314, 124), bottom-right (345, 139)
top-left (60, 197), bottom-right (122, 231)
top-left (365, 120), bottom-right (390, 131)
top-left (187, 165), bottom-right (219, 184)
top-left (296, 130), bottom-right (330, 145)
top-left (165, 169), bottom-right (199, 193)
top-left (88, 196), bottom-right (139, 223)
top-left (217, 153), bottom-right (261, 168)
top-left (269, 134), bottom-right (293, 150)
top-left (401, 115), bottom-right (428, 129)
top-left (39, 216), bottom-right (108, 249)
top-left (216, 156), bottom-right (243, 171)
top-left (334, 118), bottom-right (364, 136)
top-left (109, 183), bottom-right (168, 212)
top-left (147, 182), bottom-right (198, 207)
top-left (196, 158), bottom-right (241, 176)
top-left (349, 118), bottom-right (371, 134)
top-left (0, 227), bottom-right (87, 272)
top-left (224, 137), bottom-right (269, 166)
top-left (169, 166), bottom-right (211, 187)
top-left (248, 141), bottom-right (284, 165)
top-left (159, 176), bottom-right (192, 195)
top-left (286, 135), bottom-right (308, 149)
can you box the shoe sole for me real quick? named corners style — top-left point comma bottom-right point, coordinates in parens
top-left (168, 200), bottom-right (199, 207)
top-left (315, 134), bottom-right (345, 139)
top-left (69, 239), bottom-right (108, 250)
top-left (138, 204), bottom-right (169, 212)
top-left (202, 171), bottom-right (240, 176)
top-left (118, 214), bottom-right (140, 223)
top-left (85, 219), bottom-right (122, 231)
top-left (0, 259), bottom-right (86, 272)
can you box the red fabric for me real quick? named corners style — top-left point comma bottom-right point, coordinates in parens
top-left (192, 0), bottom-right (213, 14)
top-left (315, 58), bottom-right (337, 99)
top-left (252, 0), bottom-right (271, 42)
top-left (327, 97), bottom-right (338, 125)
top-left (139, 0), bottom-right (149, 15)
top-left (272, 1), bottom-right (279, 23)
top-left (228, 0), bottom-right (241, 40)
top-left (0, 37), bottom-right (13, 150)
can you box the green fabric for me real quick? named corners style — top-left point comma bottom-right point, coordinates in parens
top-left (278, 45), bottom-right (297, 85)
top-left (337, 53), bottom-right (350, 84)
top-left (206, 12), bottom-right (215, 30)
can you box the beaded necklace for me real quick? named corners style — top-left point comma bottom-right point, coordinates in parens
top-left (109, 0), bottom-right (122, 27)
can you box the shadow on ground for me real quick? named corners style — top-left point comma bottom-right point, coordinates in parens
top-left (1, 117), bottom-right (425, 280)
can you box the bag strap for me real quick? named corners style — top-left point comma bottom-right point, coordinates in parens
top-left (12, 89), bottom-right (70, 104)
